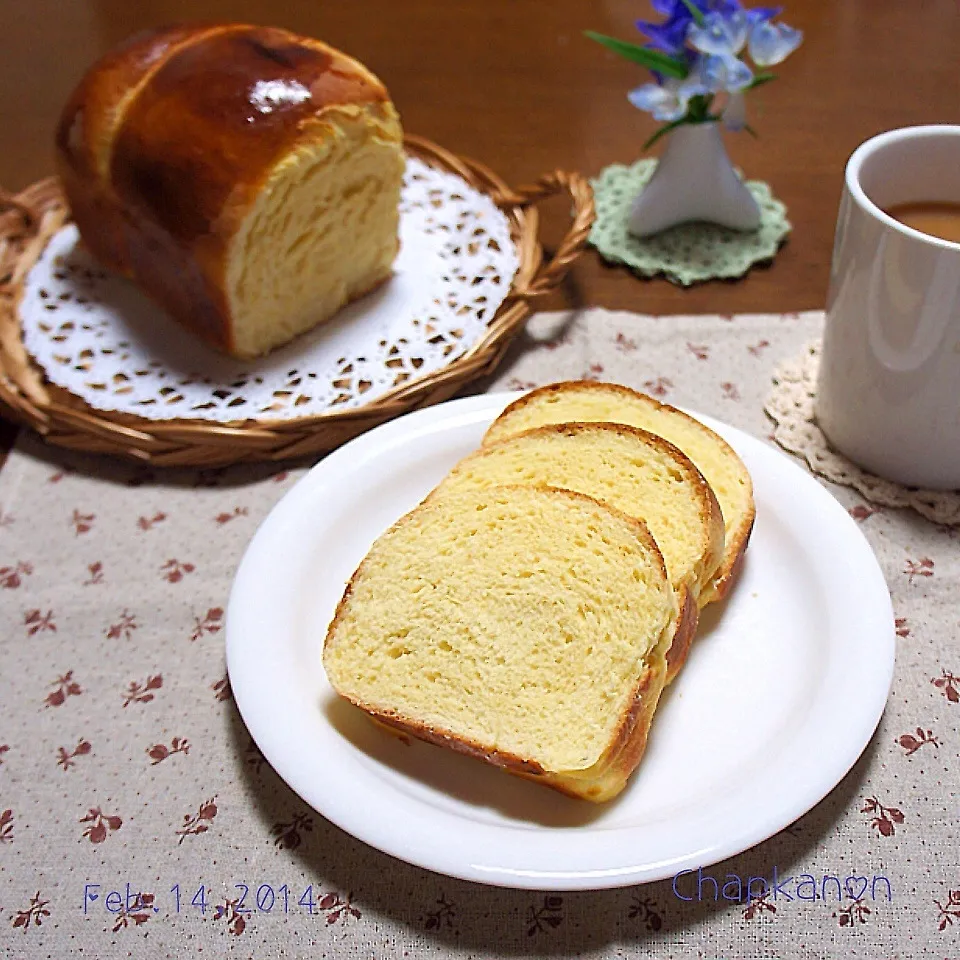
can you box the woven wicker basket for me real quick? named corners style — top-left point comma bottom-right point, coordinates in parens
top-left (0, 135), bottom-right (593, 467)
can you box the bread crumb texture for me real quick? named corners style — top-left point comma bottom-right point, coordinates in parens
top-left (485, 383), bottom-right (752, 571)
top-left (440, 422), bottom-right (718, 597)
top-left (323, 486), bottom-right (675, 774)
top-left (227, 102), bottom-right (404, 357)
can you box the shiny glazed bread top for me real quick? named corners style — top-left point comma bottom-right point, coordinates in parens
top-left (54, 24), bottom-right (398, 354)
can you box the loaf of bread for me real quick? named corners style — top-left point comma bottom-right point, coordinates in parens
top-left (56, 23), bottom-right (405, 358)
top-left (323, 485), bottom-right (678, 802)
top-left (433, 422), bottom-right (724, 683)
top-left (484, 382), bottom-right (755, 602)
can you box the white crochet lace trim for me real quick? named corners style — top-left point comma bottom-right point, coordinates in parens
top-left (765, 340), bottom-right (960, 525)
top-left (19, 157), bottom-right (519, 422)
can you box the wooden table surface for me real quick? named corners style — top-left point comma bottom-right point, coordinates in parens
top-left (0, 0), bottom-right (957, 454)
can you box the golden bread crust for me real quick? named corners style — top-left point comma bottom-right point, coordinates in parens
top-left (55, 23), bottom-right (399, 355)
top-left (56, 24), bottom-right (226, 277)
top-left (350, 710), bottom-right (549, 776)
top-left (705, 508), bottom-right (755, 601)
top-left (663, 584), bottom-right (699, 685)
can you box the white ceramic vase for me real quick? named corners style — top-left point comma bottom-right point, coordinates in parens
top-left (628, 122), bottom-right (761, 238)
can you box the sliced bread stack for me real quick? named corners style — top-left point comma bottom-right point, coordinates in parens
top-left (323, 486), bottom-right (678, 802)
top-left (323, 380), bottom-right (754, 802)
top-left (433, 422), bottom-right (724, 683)
top-left (484, 381), bottom-right (755, 603)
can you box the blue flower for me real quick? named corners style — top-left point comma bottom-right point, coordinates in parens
top-left (636, 0), bottom-right (724, 55)
top-left (636, 16), bottom-right (693, 56)
top-left (612, 0), bottom-right (802, 125)
top-left (704, 0), bottom-right (748, 18)
top-left (703, 0), bottom-right (745, 15)
top-left (636, 8), bottom-right (699, 55)
top-left (649, 0), bottom-right (707, 16)
top-left (748, 20), bottom-right (803, 65)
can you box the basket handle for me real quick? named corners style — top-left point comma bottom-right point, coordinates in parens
top-left (0, 189), bottom-right (37, 231)
top-left (0, 180), bottom-right (70, 417)
top-left (495, 170), bottom-right (595, 299)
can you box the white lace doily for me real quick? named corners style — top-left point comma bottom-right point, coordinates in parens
top-left (765, 340), bottom-right (960, 525)
top-left (19, 157), bottom-right (519, 422)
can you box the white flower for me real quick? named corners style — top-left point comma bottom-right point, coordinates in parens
top-left (628, 82), bottom-right (687, 122)
top-left (628, 71), bottom-right (709, 122)
top-left (723, 91), bottom-right (748, 131)
top-left (699, 53), bottom-right (754, 93)
top-left (748, 21), bottom-right (803, 66)
top-left (687, 10), bottom-right (749, 57)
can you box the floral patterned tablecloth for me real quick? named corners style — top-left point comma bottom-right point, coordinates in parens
top-left (0, 309), bottom-right (956, 959)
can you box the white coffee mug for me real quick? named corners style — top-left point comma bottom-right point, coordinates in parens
top-left (816, 125), bottom-right (960, 489)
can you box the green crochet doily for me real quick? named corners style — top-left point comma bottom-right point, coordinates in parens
top-left (589, 158), bottom-right (791, 286)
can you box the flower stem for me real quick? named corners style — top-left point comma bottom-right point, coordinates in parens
top-left (746, 72), bottom-right (778, 90)
top-left (686, 93), bottom-right (715, 123)
top-left (677, 0), bottom-right (706, 26)
top-left (642, 94), bottom-right (720, 150)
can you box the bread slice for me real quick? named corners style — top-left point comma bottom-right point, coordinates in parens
top-left (323, 485), bottom-right (678, 802)
top-left (435, 422), bottom-right (723, 683)
top-left (484, 381), bottom-right (754, 602)
top-left (56, 24), bottom-right (405, 358)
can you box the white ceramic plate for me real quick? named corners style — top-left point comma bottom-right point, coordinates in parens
top-left (226, 393), bottom-right (895, 890)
